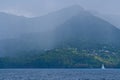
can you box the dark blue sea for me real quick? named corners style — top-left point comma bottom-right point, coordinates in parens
top-left (0, 69), bottom-right (119, 80)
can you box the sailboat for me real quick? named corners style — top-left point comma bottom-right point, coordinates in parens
top-left (102, 64), bottom-right (105, 69)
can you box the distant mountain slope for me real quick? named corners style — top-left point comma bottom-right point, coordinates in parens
top-left (98, 14), bottom-right (120, 29)
top-left (0, 5), bottom-right (120, 56)
top-left (90, 12), bottom-right (120, 29)
top-left (0, 5), bottom-right (87, 56)
top-left (0, 5), bottom-right (84, 39)
top-left (0, 12), bottom-right (28, 39)
top-left (27, 5), bottom-right (85, 32)
top-left (55, 10), bottom-right (120, 49)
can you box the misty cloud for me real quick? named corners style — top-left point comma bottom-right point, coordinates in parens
top-left (0, 0), bottom-right (120, 17)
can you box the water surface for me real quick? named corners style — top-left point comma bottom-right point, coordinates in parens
top-left (0, 69), bottom-right (119, 80)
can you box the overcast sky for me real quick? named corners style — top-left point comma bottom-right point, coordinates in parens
top-left (0, 0), bottom-right (119, 17)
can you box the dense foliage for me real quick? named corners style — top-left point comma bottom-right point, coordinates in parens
top-left (0, 48), bottom-right (120, 68)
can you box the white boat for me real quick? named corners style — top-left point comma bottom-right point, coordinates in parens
top-left (102, 64), bottom-right (105, 69)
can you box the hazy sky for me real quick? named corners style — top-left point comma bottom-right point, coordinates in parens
top-left (0, 0), bottom-right (120, 17)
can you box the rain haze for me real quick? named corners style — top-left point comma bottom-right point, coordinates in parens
top-left (1, 0), bottom-right (120, 71)
top-left (0, 0), bottom-right (120, 17)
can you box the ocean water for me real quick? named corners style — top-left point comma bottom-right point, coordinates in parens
top-left (0, 69), bottom-right (120, 80)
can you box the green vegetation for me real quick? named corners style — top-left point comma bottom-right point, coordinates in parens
top-left (0, 47), bottom-right (120, 68)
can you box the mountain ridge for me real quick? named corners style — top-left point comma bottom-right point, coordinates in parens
top-left (0, 5), bottom-right (120, 56)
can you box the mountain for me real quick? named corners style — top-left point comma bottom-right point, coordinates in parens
top-left (90, 11), bottom-right (120, 29)
top-left (0, 12), bottom-right (29, 39)
top-left (55, 10), bottom-right (120, 49)
top-left (98, 14), bottom-right (120, 29)
top-left (27, 5), bottom-right (84, 32)
top-left (0, 5), bottom-right (86, 56)
top-left (0, 5), bottom-right (120, 56)
top-left (0, 5), bottom-right (84, 36)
